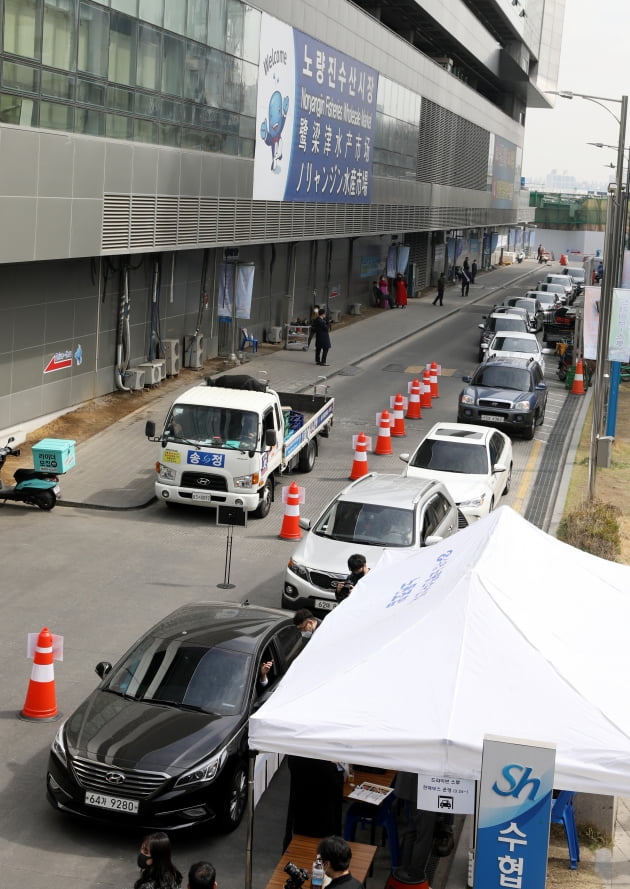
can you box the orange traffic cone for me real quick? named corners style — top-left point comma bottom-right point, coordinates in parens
top-left (420, 371), bottom-right (432, 409)
top-left (406, 379), bottom-right (422, 419)
top-left (374, 410), bottom-right (393, 455)
top-left (20, 627), bottom-right (59, 721)
top-left (279, 481), bottom-right (302, 540)
top-left (571, 359), bottom-right (585, 395)
top-left (349, 432), bottom-right (370, 480)
top-left (429, 361), bottom-right (440, 397)
top-left (390, 393), bottom-right (406, 437)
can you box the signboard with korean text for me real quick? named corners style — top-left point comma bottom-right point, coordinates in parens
top-left (609, 288), bottom-right (630, 362)
top-left (417, 773), bottom-right (476, 814)
top-left (474, 735), bottom-right (555, 889)
top-left (254, 13), bottom-right (378, 203)
top-left (491, 136), bottom-right (517, 210)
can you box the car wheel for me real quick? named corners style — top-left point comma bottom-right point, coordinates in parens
top-left (252, 480), bottom-right (272, 519)
top-left (502, 463), bottom-right (513, 495)
top-left (523, 416), bottom-right (535, 440)
top-left (298, 439), bottom-right (316, 473)
top-left (217, 760), bottom-right (248, 832)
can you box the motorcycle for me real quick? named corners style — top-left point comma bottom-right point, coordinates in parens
top-left (516, 251), bottom-right (525, 264)
top-left (0, 438), bottom-right (60, 510)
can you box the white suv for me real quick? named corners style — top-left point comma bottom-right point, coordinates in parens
top-left (282, 473), bottom-right (465, 613)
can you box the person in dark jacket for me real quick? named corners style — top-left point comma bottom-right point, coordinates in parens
top-left (134, 832), bottom-right (182, 889)
top-left (317, 836), bottom-right (364, 889)
top-left (313, 308), bottom-right (331, 366)
top-left (433, 273), bottom-right (445, 306)
top-left (283, 757), bottom-right (344, 850)
top-left (471, 260), bottom-right (478, 283)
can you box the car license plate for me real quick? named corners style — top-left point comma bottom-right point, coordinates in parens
top-left (85, 791), bottom-right (139, 813)
top-left (192, 492), bottom-right (213, 502)
top-left (314, 599), bottom-right (336, 611)
top-left (481, 414), bottom-right (504, 422)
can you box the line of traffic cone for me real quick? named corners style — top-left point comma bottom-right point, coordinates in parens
top-left (390, 393), bottom-right (406, 437)
top-left (349, 432), bottom-right (370, 479)
top-left (571, 359), bottom-right (585, 395)
top-left (420, 371), bottom-right (432, 409)
top-left (20, 627), bottom-right (60, 721)
top-left (374, 410), bottom-right (393, 455)
top-left (406, 379), bottom-right (422, 419)
top-left (429, 361), bottom-right (440, 397)
top-left (279, 481), bottom-right (303, 540)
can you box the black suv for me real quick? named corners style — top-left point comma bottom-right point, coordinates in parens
top-left (458, 357), bottom-right (548, 440)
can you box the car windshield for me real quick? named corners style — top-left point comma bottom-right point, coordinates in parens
top-left (473, 366), bottom-right (532, 391)
top-left (106, 636), bottom-right (251, 715)
top-left (313, 500), bottom-right (414, 546)
top-left (164, 405), bottom-right (258, 449)
top-left (410, 439), bottom-right (488, 474)
top-left (488, 318), bottom-right (525, 332)
top-left (491, 336), bottom-right (536, 353)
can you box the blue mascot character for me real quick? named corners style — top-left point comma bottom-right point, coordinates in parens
top-left (260, 90), bottom-right (289, 171)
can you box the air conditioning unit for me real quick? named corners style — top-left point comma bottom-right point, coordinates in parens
top-left (137, 362), bottom-right (162, 386)
top-left (124, 368), bottom-right (145, 391)
top-left (162, 339), bottom-right (180, 359)
top-left (267, 326), bottom-right (283, 344)
top-left (349, 303), bottom-right (362, 315)
top-left (162, 339), bottom-right (181, 376)
top-left (184, 333), bottom-right (204, 368)
top-left (152, 358), bottom-right (166, 380)
top-left (329, 309), bottom-right (341, 323)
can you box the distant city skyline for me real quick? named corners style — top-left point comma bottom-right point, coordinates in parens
top-left (522, 0), bottom-right (627, 185)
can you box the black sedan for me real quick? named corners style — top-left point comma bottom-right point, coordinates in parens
top-left (47, 602), bottom-right (303, 831)
top-left (457, 357), bottom-right (548, 440)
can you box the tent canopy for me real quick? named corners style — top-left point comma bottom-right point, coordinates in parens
top-left (249, 507), bottom-right (630, 796)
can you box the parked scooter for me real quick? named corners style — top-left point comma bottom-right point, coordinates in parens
top-left (0, 438), bottom-right (60, 510)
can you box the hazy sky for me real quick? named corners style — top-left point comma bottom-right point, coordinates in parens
top-left (521, 0), bottom-right (628, 184)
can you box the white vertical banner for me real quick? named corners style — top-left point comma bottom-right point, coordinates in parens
top-left (236, 263), bottom-right (255, 320)
top-left (583, 286), bottom-right (600, 360)
top-left (622, 250), bottom-right (630, 288)
top-left (218, 263), bottom-right (234, 319)
top-left (609, 288), bottom-right (630, 362)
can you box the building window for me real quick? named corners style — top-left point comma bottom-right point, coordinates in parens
top-left (78, 2), bottom-right (109, 77)
top-left (77, 76), bottom-right (105, 106)
top-left (106, 110), bottom-right (132, 139)
top-left (137, 23), bottom-right (161, 91)
top-left (107, 84), bottom-right (134, 112)
top-left (162, 32), bottom-right (183, 96)
top-left (109, 12), bottom-right (136, 86)
top-left (207, 0), bottom-right (227, 52)
top-left (1, 61), bottom-right (40, 94)
top-left (43, 0), bottom-right (76, 71)
top-left (186, 0), bottom-right (208, 43)
top-left (163, 0), bottom-right (185, 36)
top-left (40, 99), bottom-right (74, 130)
top-left (0, 93), bottom-right (37, 125)
top-left (111, 0), bottom-right (137, 15)
top-left (75, 105), bottom-right (104, 134)
top-left (138, 0), bottom-right (164, 28)
top-left (133, 117), bottom-right (157, 143)
top-left (4, 0), bottom-right (41, 61)
top-left (41, 69), bottom-right (74, 100)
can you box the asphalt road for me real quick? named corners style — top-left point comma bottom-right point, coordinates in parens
top-left (0, 267), bottom-right (571, 889)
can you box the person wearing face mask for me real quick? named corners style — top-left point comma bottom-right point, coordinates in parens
top-left (135, 832), bottom-right (182, 889)
top-left (292, 608), bottom-right (321, 639)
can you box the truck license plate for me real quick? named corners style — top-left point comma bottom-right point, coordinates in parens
top-left (192, 492), bottom-right (213, 502)
top-left (85, 791), bottom-right (139, 813)
top-left (314, 599), bottom-right (336, 612)
top-left (481, 414), bottom-right (503, 422)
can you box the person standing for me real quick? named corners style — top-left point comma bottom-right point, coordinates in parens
top-left (432, 273), bottom-right (445, 306)
top-left (395, 273), bottom-right (408, 308)
top-left (378, 275), bottom-right (391, 308)
top-left (134, 833), bottom-right (182, 889)
top-left (336, 553), bottom-right (369, 602)
top-left (471, 260), bottom-right (477, 283)
top-left (187, 862), bottom-right (217, 889)
top-left (462, 257), bottom-right (470, 278)
top-left (371, 281), bottom-right (381, 307)
top-left (306, 304), bottom-right (320, 350)
top-left (460, 266), bottom-right (470, 297)
top-left (283, 758), bottom-right (344, 851)
top-left (313, 308), bottom-right (331, 366)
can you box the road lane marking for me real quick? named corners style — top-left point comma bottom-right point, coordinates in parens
top-left (512, 438), bottom-right (541, 514)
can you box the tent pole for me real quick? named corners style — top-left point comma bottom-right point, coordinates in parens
top-left (245, 751), bottom-right (257, 889)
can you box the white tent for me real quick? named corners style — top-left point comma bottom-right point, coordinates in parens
top-left (250, 506), bottom-right (630, 796)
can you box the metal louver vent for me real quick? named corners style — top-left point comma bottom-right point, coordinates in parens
top-left (101, 193), bottom-right (514, 253)
top-left (417, 99), bottom-right (490, 190)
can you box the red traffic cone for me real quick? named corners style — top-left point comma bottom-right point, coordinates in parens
top-left (374, 410), bottom-right (394, 455)
top-left (420, 371), bottom-right (432, 409)
top-left (349, 432), bottom-right (370, 480)
top-left (391, 393), bottom-right (406, 437)
top-left (429, 361), bottom-right (440, 397)
top-left (571, 359), bottom-right (585, 395)
top-left (406, 379), bottom-right (422, 419)
top-left (279, 481), bottom-right (302, 540)
top-left (20, 627), bottom-right (59, 721)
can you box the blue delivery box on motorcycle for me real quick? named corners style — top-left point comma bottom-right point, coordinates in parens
top-left (32, 438), bottom-right (76, 474)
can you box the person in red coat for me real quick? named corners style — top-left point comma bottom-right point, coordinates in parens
top-left (394, 273), bottom-right (408, 308)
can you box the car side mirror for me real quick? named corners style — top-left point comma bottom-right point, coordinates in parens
top-left (462, 375), bottom-right (472, 383)
top-left (424, 535), bottom-right (443, 547)
top-left (298, 517), bottom-right (311, 530)
top-left (265, 429), bottom-right (277, 447)
top-left (478, 323), bottom-right (484, 330)
top-left (493, 463), bottom-right (506, 474)
top-left (536, 382), bottom-right (547, 390)
top-left (145, 420), bottom-right (156, 438)
top-left (95, 661), bottom-right (112, 679)
top-left (399, 453), bottom-right (410, 463)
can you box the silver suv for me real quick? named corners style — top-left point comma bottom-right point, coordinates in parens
top-left (282, 473), bottom-right (465, 613)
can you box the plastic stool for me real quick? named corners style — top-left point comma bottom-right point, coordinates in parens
top-left (385, 870), bottom-right (430, 889)
top-left (344, 798), bottom-right (400, 869)
top-left (550, 791), bottom-right (580, 869)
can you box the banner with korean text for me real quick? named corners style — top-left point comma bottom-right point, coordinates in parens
top-left (609, 289), bottom-right (630, 362)
top-left (254, 13), bottom-right (378, 203)
top-left (474, 735), bottom-right (555, 889)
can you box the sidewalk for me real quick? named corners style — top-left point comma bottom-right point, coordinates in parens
top-left (58, 261), bottom-right (534, 509)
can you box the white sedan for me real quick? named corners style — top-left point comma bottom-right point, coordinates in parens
top-left (485, 330), bottom-right (545, 374)
top-left (400, 422), bottom-right (513, 521)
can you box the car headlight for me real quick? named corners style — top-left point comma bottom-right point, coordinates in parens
top-left (233, 474), bottom-right (254, 489)
top-left (458, 493), bottom-right (487, 508)
top-left (460, 393), bottom-right (475, 405)
top-left (51, 721), bottom-right (67, 766)
top-left (287, 558), bottom-right (309, 580)
top-left (175, 747), bottom-right (228, 788)
top-left (514, 400), bottom-right (532, 410)
top-left (158, 464), bottom-right (177, 481)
